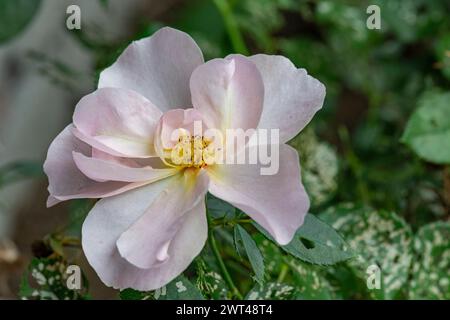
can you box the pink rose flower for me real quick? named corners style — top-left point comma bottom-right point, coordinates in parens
top-left (43, 27), bottom-right (325, 290)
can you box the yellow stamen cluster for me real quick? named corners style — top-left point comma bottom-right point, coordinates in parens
top-left (169, 134), bottom-right (214, 168)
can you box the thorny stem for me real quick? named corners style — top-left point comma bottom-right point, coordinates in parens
top-left (213, 0), bottom-right (249, 55)
top-left (206, 205), bottom-right (243, 299)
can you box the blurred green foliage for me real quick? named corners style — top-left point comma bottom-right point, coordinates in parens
top-left (402, 91), bottom-right (450, 164)
top-left (5, 0), bottom-right (449, 299)
top-left (0, 0), bottom-right (42, 44)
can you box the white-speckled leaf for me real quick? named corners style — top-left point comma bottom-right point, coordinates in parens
top-left (320, 204), bottom-right (413, 299)
top-left (195, 260), bottom-right (229, 300)
top-left (254, 233), bottom-right (336, 299)
top-left (289, 129), bottom-right (338, 207)
top-left (246, 282), bottom-right (296, 300)
top-left (121, 275), bottom-right (204, 300)
top-left (409, 221), bottom-right (450, 299)
top-left (234, 225), bottom-right (265, 285)
top-left (255, 213), bottom-right (355, 265)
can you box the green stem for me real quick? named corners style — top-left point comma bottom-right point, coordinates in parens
top-left (207, 211), bottom-right (243, 299)
top-left (212, 218), bottom-right (252, 227)
top-left (213, 0), bottom-right (249, 55)
top-left (277, 264), bottom-right (289, 283)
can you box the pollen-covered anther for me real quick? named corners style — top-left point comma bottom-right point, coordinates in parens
top-left (169, 134), bottom-right (213, 168)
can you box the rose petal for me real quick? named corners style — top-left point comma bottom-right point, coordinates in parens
top-left (116, 169), bottom-right (209, 268)
top-left (153, 108), bottom-right (208, 168)
top-left (245, 54), bottom-right (325, 143)
top-left (73, 87), bottom-right (162, 158)
top-left (73, 151), bottom-right (179, 183)
top-left (155, 108), bottom-right (205, 151)
top-left (43, 125), bottom-right (146, 206)
top-left (99, 27), bottom-right (204, 111)
top-left (207, 144), bottom-right (309, 245)
top-left (82, 174), bottom-right (208, 291)
top-left (190, 55), bottom-right (264, 132)
top-left (51, 181), bottom-right (148, 204)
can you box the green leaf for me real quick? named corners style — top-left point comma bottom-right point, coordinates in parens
top-left (119, 275), bottom-right (204, 300)
top-left (234, 225), bottom-right (265, 285)
top-left (119, 288), bottom-right (153, 300)
top-left (19, 269), bottom-right (34, 298)
top-left (19, 257), bottom-right (89, 300)
top-left (254, 234), bottom-right (285, 275)
top-left (255, 214), bottom-right (354, 266)
top-left (119, 278), bottom-right (207, 300)
top-left (321, 204), bottom-right (413, 299)
top-left (206, 193), bottom-right (236, 220)
top-left (195, 260), bottom-right (228, 299)
top-left (286, 259), bottom-right (336, 299)
top-left (0, 0), bottom-right (42, 44)
top-left (253, 233), bottom-right (336, 299)
top-left (157, 275), bottom-right (204, 300)
top-left (409, 221), bottom-right (450, 300)
top-left (401, 91), bottom-right (450, 164)
top-left (66, 199), bottom-right (94, 237)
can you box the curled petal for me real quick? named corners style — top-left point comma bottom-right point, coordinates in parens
top-left (99, 27), bottom-right (204, 111)
top-left (43, 125), bottom-right (145, 206)
top-left (82, 173), bottom-right (208, 290)
top-left (116, 169), bottom-right (209, 268)
top-left (154, 108), bottom-right (205, 151)
top-left (73, 152), bottom-right (178, 183)
top-left (91, 148), bottom-right (141, 167)
top-left (73, 87), bottom-right (162, 158)
top-left (50, 181), bottom-right (149, 206)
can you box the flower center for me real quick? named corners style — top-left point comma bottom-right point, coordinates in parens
top-left (165, 133), bottom-right (215, 168)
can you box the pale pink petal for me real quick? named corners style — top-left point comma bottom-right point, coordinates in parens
top-left (73, 87), bottom-right (162, 158)
top-left (244, 54), bottom-right (325, 143)
top-left (52, 181), bottom-right (149, 203)
top-left (116, 169), bottom-right (209, 268)
top-left (155, 108), bottom-right (205, 151)
top-left (82, 175), bottom-right (208, 291)
top-left (72, 152), bottom-right (179, 183)
top-left (46, 196), bottom-right (61, 207)
top-left (72, 127), bottom-right (128, 158)
top-left (92, 148), bottom-right (169, 169)
top-left (91, 148), bottom-right (140, 167)
top-left (91, 148), bottom-right (170, 169)
top-left (190, 55), bottom-right (264, 131)
top-left (43, 125), bottom-right (146, 207)
top-left (99, 27), bottom-right (204, 111)
top-left (207, 144), bottom-right (309, 245)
